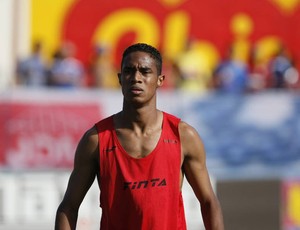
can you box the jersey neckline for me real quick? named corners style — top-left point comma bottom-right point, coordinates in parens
top-left (112, 112), bottom-right (165, 161)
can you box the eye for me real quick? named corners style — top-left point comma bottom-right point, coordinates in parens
top-left (140, 68), bottom-right (152, 75)
top-left (123, 67), bottom-right (133, 74)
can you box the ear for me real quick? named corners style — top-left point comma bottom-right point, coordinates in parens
top-left (157, 74), bottom-right (165, 87)
top-left (117, 73), bottom-right (122, 85)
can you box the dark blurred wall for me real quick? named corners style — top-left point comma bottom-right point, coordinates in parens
top-left (217, 179), bottom-right (281, 230)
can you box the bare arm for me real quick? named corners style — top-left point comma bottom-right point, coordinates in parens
top-left (55, 127), bottom-right (99, 230)
top-left (180, 121), bottom-right (224, 230)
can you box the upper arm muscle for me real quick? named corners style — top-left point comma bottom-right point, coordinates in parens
top-left (60, 127), bottom-right (99, 211)
top-left (179, 122), bottom-right (215, 203)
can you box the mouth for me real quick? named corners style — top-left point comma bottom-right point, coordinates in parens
top-left (129, 86), bottom-right (143, 95)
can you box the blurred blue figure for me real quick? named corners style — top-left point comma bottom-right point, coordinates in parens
top-left (49, 41), bottom-right (85, 88)
top-left (16, 41), bottom-right (48, 87)
top-left (213, 47), bottom-right (249, 93)
top-left (269, 44), bottom-right (293, 88)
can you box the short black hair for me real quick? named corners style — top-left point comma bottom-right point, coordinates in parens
top-left (121, 43), bottom-right (162, 75)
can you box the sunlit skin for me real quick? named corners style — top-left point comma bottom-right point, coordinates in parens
top-left (114, 51), bottom-right (165, 159)
top-left (118, 51), bottom-right (165, 109)
top-left (55, 48), bottom-right (224, 230)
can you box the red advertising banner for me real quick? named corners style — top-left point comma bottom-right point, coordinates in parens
top-left (0, 101), bottom-right (102, 169)
top-left (32, 0), bottom-right (300, 69)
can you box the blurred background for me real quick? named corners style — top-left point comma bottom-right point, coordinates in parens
top-left (0, 0), bottom-right (300, 229)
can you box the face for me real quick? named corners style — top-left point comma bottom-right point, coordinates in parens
top-left (118, 51), bottom-right (165, 106)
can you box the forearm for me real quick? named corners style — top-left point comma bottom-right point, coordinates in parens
top-left (55, 206), bottom-right (78, 230)
top-left (201, 200), bottom-right (224, 230)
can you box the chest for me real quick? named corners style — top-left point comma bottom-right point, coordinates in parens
top-left (115, 129), bottom-right (162, 158)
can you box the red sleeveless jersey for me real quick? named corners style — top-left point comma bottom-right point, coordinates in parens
top-left (95, 112), bottom-right (187, 230)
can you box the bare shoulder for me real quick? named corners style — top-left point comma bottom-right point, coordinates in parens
top-left (178, 121), bottom-right (205, 159)
top-left (178, 121), bottom-right (199, 138)
top-left (75, 126), bottom-right (99, 162)
top-left (81, 126), bottom-right (99, 150)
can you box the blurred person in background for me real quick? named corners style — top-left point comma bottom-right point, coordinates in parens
top-left (247, 44), bottom-right (273, 92)
top-left (212, 45), bottom-right (249, 94)
top-left (48, 41), bottom-right (85, 88)
top-left (88, 44), bottom-right (119, 88)
top-left (16, 41), bottom-right (48, 87)
top-left (55, 43), bottom-right (224, 230)
top-left (268, 44), bottom-right (299, 89)
top-left (177, 39), bottom-right (214, 93)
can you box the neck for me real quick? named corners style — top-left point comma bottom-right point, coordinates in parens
top-left (117, 102), bottom-right (161, 132)
top-left (125, 106), bottom-right (157, 122)
top-left (123, 96), bottom-right (157, 116)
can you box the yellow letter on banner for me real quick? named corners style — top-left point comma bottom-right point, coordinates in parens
top-left (163, 10), bottom-right (190, 60)
top-left (92, 9), bottom-right (160, 50)
top-left (31, 0), bottom-right (75, 59)
top-left (254, 36), bottom-right (282, 63)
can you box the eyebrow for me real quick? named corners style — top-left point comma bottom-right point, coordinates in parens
top-left (123, 65), bottom-right (152, 71)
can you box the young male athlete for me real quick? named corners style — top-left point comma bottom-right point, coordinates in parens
top-left (55, 43), bottom-right (224, 230)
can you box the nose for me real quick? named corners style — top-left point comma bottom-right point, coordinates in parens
top-left (131, 70), bottom-right (142, 82)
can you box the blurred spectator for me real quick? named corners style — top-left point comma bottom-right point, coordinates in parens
top-left (283, 65), bottom-right (300, 90)
top-left (248, 44), bottom-right (272, 92)
top-left (212, 46), bottom-right (249, 94)
top-left (88, 44), bottom-right (119, 88)
top-left (49, 41), bottom-right (85, 88)
top-left (176, 40), bottom-right (213, 93)
top-left (16, 39), bottom-right (299, 92)
top-left (268, 44), bottom-right (298, 89)
top-left (16, 41), bottom-right (48, 87)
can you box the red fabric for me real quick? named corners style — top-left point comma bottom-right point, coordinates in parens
top-left (95, 112), bottom-right (186, 230)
